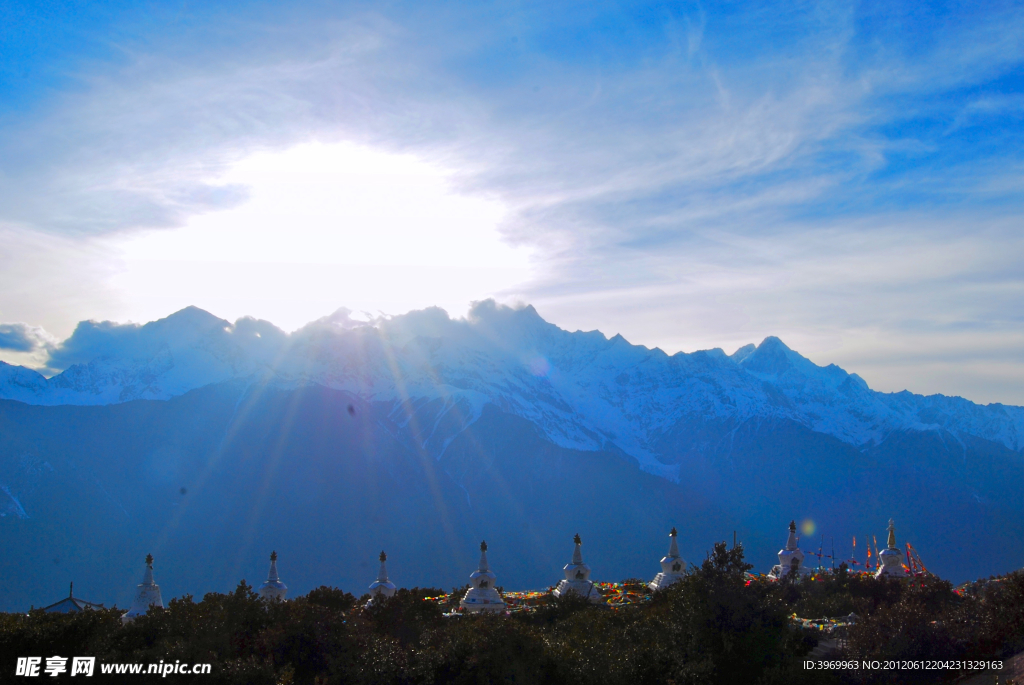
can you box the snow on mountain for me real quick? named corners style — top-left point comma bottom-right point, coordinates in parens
top-left (0, 307), bottom-right (283, 405)
top-left (2, 302), bottom-right (1022, 480)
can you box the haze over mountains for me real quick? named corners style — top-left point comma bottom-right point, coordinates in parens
top-left (1, 301), bottom-right (1022, 612)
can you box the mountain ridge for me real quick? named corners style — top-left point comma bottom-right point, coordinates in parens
top-left (1, 301), bottom-right (1022, 484)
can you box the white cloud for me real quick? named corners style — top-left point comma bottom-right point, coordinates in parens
top-left (0, 322), bottom-right (57, 353)
top-left (0, 224), bottom-right (121, 340)
top-left (99, 141), bottom-right (532, 331)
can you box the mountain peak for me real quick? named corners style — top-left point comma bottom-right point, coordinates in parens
top-left (165, 305), bottom-right (221, 323)
top-left (154, 306), bottom-right (231, 334)
top-left (468, 300), bottom-right (544, 326)
top-left (739, 336), bottom-right (799, 377)
top-left (730, 344), bottom-right (756, 363)
top-left (463, 301), bottom-right (556, 350)
top-left (757, 336), bottom-right (791, 352)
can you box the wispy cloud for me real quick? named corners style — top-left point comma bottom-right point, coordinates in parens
top-left (3, 2), bottom-right (1019, 242)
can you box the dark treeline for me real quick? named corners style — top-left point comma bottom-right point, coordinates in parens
top-left (2, 543), bottom-right (1023, 684)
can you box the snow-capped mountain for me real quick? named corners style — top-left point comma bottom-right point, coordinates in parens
top-left (2, 301), bottom-right (1022, 481)
top-left (3, 302), bottom-right (1023, 610)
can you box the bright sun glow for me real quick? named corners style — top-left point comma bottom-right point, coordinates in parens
top-left (105, 141), bottom-right (533, 329)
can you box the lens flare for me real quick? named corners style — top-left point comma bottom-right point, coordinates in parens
top-left (800, 519), bottom-right (815, 536)
top-left (528, 356), bottom-right (551, 377)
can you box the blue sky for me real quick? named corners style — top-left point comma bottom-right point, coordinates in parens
top-left (1, 0), bottom-right (1023, 403)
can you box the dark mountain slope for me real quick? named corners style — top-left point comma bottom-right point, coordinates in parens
top-left (2, 378), bottom-right (1022, 613)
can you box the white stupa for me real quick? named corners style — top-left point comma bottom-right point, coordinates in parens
top-left (121, 554), bottom-right (164, 623)
top-left (768, 521), bottom-right (811, 580)
top-left (258, 551), bottom-right (288, 601)
top-left (366, 550), bottom-right (397, 606)
top-left (553, 534), bottom-right (605, 603)
top-left (649, 527), bottom-right (686, 591)
top-left (875, 519), bottom-right (908, 579)
top-left (460, 541), bottom-right (506, 613)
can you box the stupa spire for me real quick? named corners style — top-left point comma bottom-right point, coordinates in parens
top-left (269, 552), bottom-right (280, 580)
top-left (122, 553), bottom-right (164, 623)
top-left (460, 540), bottom-right (505, 612)
top-left (649, 526), bottom-right (686, 591)
top-left (142, 553), bottom-right (155, 585)
top-left (478, 540), bottom-right (490, 572)
top-left (367, 550), bottom-right (397, 605)
top-left (553, 533), bottom-right (605, 603)
top-left (259, 551), bottom-right (288, 601)
top-left (786, 520), bottom-right (799, 551)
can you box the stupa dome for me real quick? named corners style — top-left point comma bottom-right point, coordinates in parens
top-left (460, 541), bottom-right (505, 613)
top-left (366, 550), bottom-right (397, 606)
top-left (259, 551), bottom-right (288, 601)
top-left (552, 534), bottom-right (605, 603)
top-left (121, 554), bottom-right (164, 624)
top-left (875, 519), bottom-right (908, 579)
top-left (649, 527), bottom-right (686, 591)
top-left (768, 521), bottom-right (811, 580)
